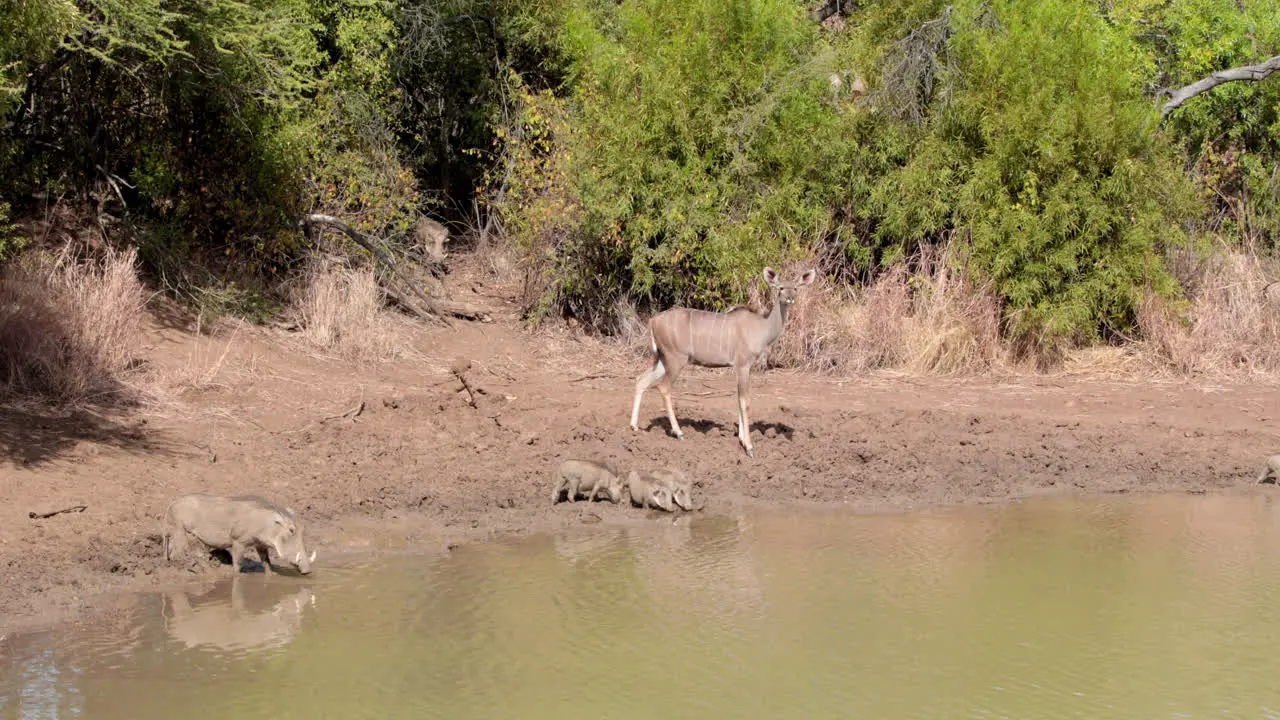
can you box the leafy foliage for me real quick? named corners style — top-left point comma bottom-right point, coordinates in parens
top-left (0, 0), bottom-right (79, 116)
top-left (497, 0), bottom-right (1205, 349)
top-left (394, 0), bottom-right (516, 208)
top-left (1131, 0), bottom-right (1280, 249)
top-left (1, 0), bottom-right (1278, 360)
top-left (925, 0), bottom-right (1196, 350)
top-left (499, 0), bottom-right (854, 323)
top-left (1, 0), bottom-right (419, 295)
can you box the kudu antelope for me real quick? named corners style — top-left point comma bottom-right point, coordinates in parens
top-left (629, 267), bottom-right (817, 457)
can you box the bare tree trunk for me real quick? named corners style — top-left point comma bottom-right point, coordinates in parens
top-left (809, 0), bottom-right (842, 23)
top-left (1161, 55), bottom-right (1280, 119)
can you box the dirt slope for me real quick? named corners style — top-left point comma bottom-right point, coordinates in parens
top-left (2, 258), bottom-right (1278, 635)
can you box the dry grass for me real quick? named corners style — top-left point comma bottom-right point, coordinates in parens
top-left (0, 245), bottom-right (149, 405)
top-left (569, 244), bottom-right (1280, 381)
top-left (756, 247), bottom-right (1003, 375)
top-left (469, 240), bottom-right (521, 281)
top-left (160, 314), bottom-right (244, 393)
top-left (290, 260), bottom-right (417, 363)
top-left (1137, 249), bottom-right (1280, 377)
top-left (454, 237), bottom-right (1280, 383)
top-left (607, 297), bottom-right (650, 356)
top-left (1058, 345), bottom-right (1154, 379)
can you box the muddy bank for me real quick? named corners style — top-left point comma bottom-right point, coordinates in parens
top-left (3, 313), bottom-right (1279, 636)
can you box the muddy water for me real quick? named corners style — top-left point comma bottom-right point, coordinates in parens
top-left (5, 493), bottom-right (1280, 719)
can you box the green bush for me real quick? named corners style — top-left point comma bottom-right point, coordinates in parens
top-left (499, 0), bottom-right (1201, 350)
top-left (926, 0), bottom-right (1198, 350)
top-left (1, 0), bottom-right (421, 303)
top-left (0, 0), bottom-right (79, 119)
top-left (1135, 0), bottom-right (1280, 250)
top-left (502, 0), bottom-right (856, 324)
top-left (3, 0), bottom-right (1278, 353)
top-left (0, 201), bottom-right (24, 261)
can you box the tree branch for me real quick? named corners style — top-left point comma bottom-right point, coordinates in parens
top-left (300, 214), bottom-right (492, 325)
top-left (442, 15), bottom-right (507, 66)
top-left (302, 213), bottom-right (396, 265)
top-left (809, 0), bottom-right (842, 23)
top-left (873, 5), bottom-right (955, 126)
top-left (1161, 55), bottom-right (1280, 120)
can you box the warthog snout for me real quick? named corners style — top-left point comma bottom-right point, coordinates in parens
top-left (292, 549), bottom-right (317, 574)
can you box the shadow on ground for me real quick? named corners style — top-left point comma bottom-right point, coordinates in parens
top-left (0, 405), bottom-right (181, 468)
top-left (639, 415), bottom-right (796, 440)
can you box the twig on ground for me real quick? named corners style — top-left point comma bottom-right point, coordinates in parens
top-left (30, 505), bottom-right (88, 520)
top-left (452, 358), bottom-right (477, 408)
top-left (321, 389), bottom-right (366, 424)
top-left (195, 443), bottom-right (216, 463)
top-left (320, 400), bottom-right (365, 424)
top-left (475, 360), bottom-right (518, 382)
top-left (569, 373), bottom-right (617, 383)
top-left (277, 390), bottom-right (367, 434)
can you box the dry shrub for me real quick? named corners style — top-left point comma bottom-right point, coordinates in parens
top-left (757, 246), bottom-right (1001, 375)
top-left (609, 297), bottom-right (650, 352)
top-left (900, 247), bottom-right (1002, 374)
top-left (1059, 345), bottom-right (1143, 377)
top-left (0, 245), bottom-right (148, 404)
top-left (1137, 250), bottom-right (1280, 376)
top-left (857, 266), bottom-right (914, 368)
top-left (292, 261), bottom-right (415, 362)
top-left (471, 239), bottom-right (520, 280)
top-left (751, 261), bottom-right (899, 372)
top-left (159, 313), bottom-right (244, 394)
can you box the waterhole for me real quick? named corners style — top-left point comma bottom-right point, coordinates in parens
top-left (4, 493), bottom-right (1280, 719)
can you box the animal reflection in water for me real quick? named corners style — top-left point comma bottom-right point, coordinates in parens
top-left (554, 514), bottom-right (766, 617)
top-left (161, 576), bottom-right (315, 654)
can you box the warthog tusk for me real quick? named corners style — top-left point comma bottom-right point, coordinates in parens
top-left (294, 552), bottom-right (301, 563)
top-left (309, 550), bottom-right (317, 563)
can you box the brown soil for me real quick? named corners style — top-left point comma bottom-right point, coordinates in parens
top-left (2, 255), bottom-right (1279, 636)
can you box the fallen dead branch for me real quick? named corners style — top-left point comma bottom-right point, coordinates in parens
top-left (435, 298), bottom-right (492, 322)
top-left (299, 214), bottom-right (491, 325)
top-left (29, 505), bottom-right (87, 520)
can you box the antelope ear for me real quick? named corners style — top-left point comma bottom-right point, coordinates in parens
top-left (798, 269), bottom-right (817, 286)
top-left (762, 267), bottom-right (779, 285)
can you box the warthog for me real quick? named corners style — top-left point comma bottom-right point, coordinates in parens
top-left (1258, 454), bottom-right (1280, 484)
top-left (164, 494), bottom-right (316, 574)
top-left (551, 459), bottom-right (626, 505)
top-left (416, 217), bottom-right (449, 261)
top-left (648, 467), bottom-right (696, 511)
top-left (624, 471), bottom-right (675, 512)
